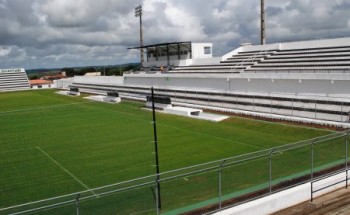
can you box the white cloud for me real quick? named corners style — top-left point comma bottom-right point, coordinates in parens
top-left (0, 0), bottom-right (350, 69)
top-left (0, 47), bottom-right (11, 57)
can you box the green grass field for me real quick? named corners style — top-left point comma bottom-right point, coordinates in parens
top-left (0, 90), bottom-right (333, 214)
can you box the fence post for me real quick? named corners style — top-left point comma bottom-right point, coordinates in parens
top-left (269, 149), bottom-right (274, 194)
top-left (218, 160), bottom-right (226, 211)
top-left (311, 141), bottom-right (314, 180)
top-left (155, 183), bottom-right (160, 215)
top-left (75, 194), bottom-right (80, 215)
top-left (311, 140), bottom-right (315, 202)
top-left (346, 133), bottom-right (349, 189)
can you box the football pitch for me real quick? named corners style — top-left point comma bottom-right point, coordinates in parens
top-left (0, 90), bottom-right (332, 213)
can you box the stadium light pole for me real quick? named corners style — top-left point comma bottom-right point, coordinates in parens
top-left (151, 87), bottom-right (161, 209)
top-left (135, 4), bottom-right (145, 64)
top-left (261, 0), bottom-right (266, 45)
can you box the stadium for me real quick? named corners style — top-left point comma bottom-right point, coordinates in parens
top-left (2, 2), bottom-right (350, 215)
top-left (1, 36), bottom-right (350, 214)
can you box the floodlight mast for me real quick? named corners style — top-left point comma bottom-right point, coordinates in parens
top-left (135, 4), bottom-right (144, 64)
top-left (261, 0), bottom-right (266, 45)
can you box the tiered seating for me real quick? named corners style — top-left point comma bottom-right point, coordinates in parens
top-left (246, 46), bottom-right (350, 73)
top-left (0, 69), bottom-right (30, 92)
top-left (68, 79), bottom-right (350, 123)
top-left (171, 50), bottom-right (274, 73)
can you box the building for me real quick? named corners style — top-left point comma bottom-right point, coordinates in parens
top-left (29, 79), bottom-right (54, 89)
top-left (129, 41), bottom-right (213, 67)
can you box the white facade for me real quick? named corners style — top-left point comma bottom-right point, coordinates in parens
top-left (143, 42), bottom-right (213, 67)
top-left (0, 68), bottom-right (25, 74)
top-left (30, 84), bottom-right (55, 89)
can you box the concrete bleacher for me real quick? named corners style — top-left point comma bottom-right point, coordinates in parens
top-left (169, 37), bottom-right (350, 74)
top-left (171, 50), bottom-right (274, 73)
top-left (64, 75), bottom-right (350, 126)
top-left (246, 46), bottom-right (350, 73)
top-left (54, 37), bottom-right (350, 127)
top-left (0, 68), bottom-right (30, 92)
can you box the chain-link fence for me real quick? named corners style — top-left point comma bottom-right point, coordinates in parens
top-left (2, 131), bottom-right (349, 215)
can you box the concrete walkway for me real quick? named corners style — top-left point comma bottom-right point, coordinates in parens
top-left (272, 187), bottom-right (350, 215)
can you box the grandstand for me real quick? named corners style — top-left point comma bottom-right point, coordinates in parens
top-left (55, 37), bottom-right (350, 127)
top-left (0, 68), bottom-right (30, 92)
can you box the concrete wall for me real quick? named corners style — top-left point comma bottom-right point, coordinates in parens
top-left (191, 43), bottom-right (213, 59)
top-left (54, 78), bottom-right (74, 89)
top-left (143, 59), bottom-right (193, 67)
top-left (123, 73), bottom-right (350, 98)
top-left (237, 37), bottom-right (350, 53)
top-left (73, 76), bottom-right (124, 85)
top-left (31, 84), bottom-right (54, 89)
top-left (216, 172), bottom-right (347, 215)
top-left (192, 57), bottom-right (222, 65)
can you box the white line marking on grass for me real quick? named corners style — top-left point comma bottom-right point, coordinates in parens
top-left (35, 146), bottom-right (98, 197)
top-left (0, 102), bottom-right (92, 115)
top-left (0, 147), bottom-right (35, 154)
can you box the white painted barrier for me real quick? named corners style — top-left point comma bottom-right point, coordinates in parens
top-left (215, 172), bottom-right (347, 215)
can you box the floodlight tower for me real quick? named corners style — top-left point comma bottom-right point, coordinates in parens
top-left (260, 0), bottom-right (266, 45)
top-left (135, 4), bottom-right (144, 64)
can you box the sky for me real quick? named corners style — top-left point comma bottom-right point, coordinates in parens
top-left (0, 0), bottom-right (350, 69)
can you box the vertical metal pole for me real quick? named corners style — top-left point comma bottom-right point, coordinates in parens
top-left (135, 4), bottom-right (144, 64)
top-left (219, 166), bottom-right (222, 210)
top-left (75, 194), bottom-right (80, 215)
top-left (341, 102), bottom-right (344, 122)
top-left (139, 10), bottom-right (144, 63)
top-left (346, 133), bottom-right (348, 188)
top-left (151, 87), bottom-right (161, 209)
top-left (310, 140), bottom-right (315, 202)
top-left (311, 141), bottom-right (314, 180)
top-left (260, 0), bottom-right (266, 45)
top-left (155, 184), bottom-right (160, 215)
top-left (218, 160), bottom-right (226, 211)
top-left (269, 150), bottom-right (273, 194)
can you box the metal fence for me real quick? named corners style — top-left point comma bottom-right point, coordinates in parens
top-left (1, 130), bottom-right (349, 215)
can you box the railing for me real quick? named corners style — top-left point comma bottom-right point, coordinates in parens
top-left (245, 69), bottom-right (350, 74)
top-left (229, 50), bottom-right (270, 73)
top-left (310, 133), bottom-right (349, 202)
top-left (1, 131), bottom-right (349, 215)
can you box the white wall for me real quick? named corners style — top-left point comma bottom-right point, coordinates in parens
top-left (216, 172), bottom-right (347, 215)
top-left (54, 78), bottom-right (74, 89)
top-left (73, 76), bottom-right (124, 85)
top-left (143, 59), bottom-right (193, 67)
top-left (192, 43), bottom-right (213, 59)
top-left (236, 37), bottom-right (350, 52)
top-left (123, 73), bottom-right (350, 98)
top-left (30, 84), bottom-right (54, 89)
top-left (192, 57), bottom-right (222, 65)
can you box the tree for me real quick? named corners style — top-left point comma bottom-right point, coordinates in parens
top-left (61, 68), bottom-right (75, 77)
